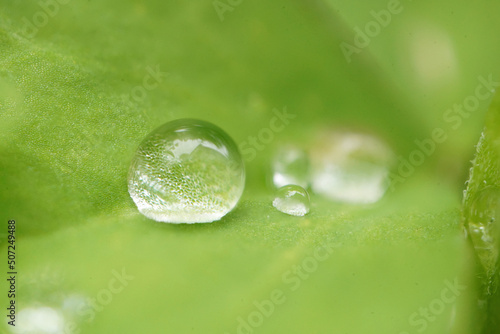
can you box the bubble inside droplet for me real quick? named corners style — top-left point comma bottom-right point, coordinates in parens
top-left (272, 185), bottom-right (310, 216)
top-left (466, 186), bottom-right (500, 276)
top-left (128, 119), bottom-right (245, 223)
top-left (271, 145), bottom-right (310, 189)
top-left (310, 130), bottom-right (394, 204)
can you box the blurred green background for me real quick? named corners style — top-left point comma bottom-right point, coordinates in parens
top-left (1, 0), bottom-right (499, 333)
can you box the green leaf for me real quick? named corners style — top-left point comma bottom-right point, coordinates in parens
top-left (463, 89), bottom-right (500, 333)
top-left (1, 0), bottom-right (500, 333)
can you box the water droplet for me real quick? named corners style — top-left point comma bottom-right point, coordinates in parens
top-left (128, 119), bottom-right (245, 223)
top-left (271, 145), bottom-right (310, 189)
top-left (466, 186), bottom-right (500, 277)
top-left (272, 185), bottom-right (310, 216)
top-left (310, 130), bottom-right (394, 204)
top-left (15, 307), bottom-right (66, 334)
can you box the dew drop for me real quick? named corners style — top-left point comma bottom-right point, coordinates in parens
top-left (271, 145), bottom-right (310, 189)
top-left (466, 186), bottom-right (500, 276)
top-left (16, 307), bottom-right (65, 334)
top-left (272, 185), bottom-right (310, 216)
top-left (128, 119), bottom-right (245, 223)
top-left (310, 130), bottom-right (394, 204)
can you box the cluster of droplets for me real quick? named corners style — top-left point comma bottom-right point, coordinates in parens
top-left (3, 267), bottom-right (90, 334)
top-left (128, 119), bottom-right (394, 222)
top-left (269, 129), bottom-right (394, 216)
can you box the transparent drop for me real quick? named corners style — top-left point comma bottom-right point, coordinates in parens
top-left (272, 185), bottom-right (310, 216)
top-left (128, 119), bottom-right (245, 223)
top-left (9, 267), bottom-right (88, 334)
top-left (271, 145), bottom-right (310, 189)
top-left (466, 186), bottom-right (500, 279)
top-left (310, 130), bottom-right (394, 204)
top-left (15, 307), bottom-right (65, 334)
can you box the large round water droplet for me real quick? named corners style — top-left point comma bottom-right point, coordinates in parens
top-left (272, 185), bottom-right (310, 216)
top-left (128, 119), bottom-right (245, 223)
top-left (310, 130), bottom-right (394, 204)
top-left (271, 145), bottom-right (310, 189)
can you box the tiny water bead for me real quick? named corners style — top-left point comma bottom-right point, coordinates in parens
top-left (466, 186), bottom-right (500, 278)
top-left (272, 185), bottom-right (310, 216)
top-left (128, 119), bottom-right (245, 223)
top-left (271, 145), bottom-right (310, 189)
top-left (310, 130), bottom-right (394, 204)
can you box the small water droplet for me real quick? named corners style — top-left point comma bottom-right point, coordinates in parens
top-left (272, 185), bottom-right (310, 216)
top-left (128, 119), bottom-right (245, 223)
top-left (271, 145), bottom-right (310, 189)
top-left (466, 186), bottom-right (500, 276)
top-left (310, 130), bottom-right (394, 204)
top-left (16, 307), bottom-right (66, 334)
